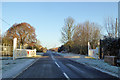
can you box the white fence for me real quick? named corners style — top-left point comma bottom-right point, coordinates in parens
top-left (88, 42), bottom-right (99, 59)
top-left (26, 49), bottom-right (36, 57)
top-left (0, 44), bottom-right (12, 56)
top-left (14, 49), bottom-right (36, 59)
top-left (13, 38), bottom-right (36, 59)
top-left (88, 47), bottom-right (99, 59)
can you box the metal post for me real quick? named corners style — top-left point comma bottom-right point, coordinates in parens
top-left (13, 38), bottom-right (17, 60)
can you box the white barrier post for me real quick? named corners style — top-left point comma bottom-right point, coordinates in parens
top-left (88, 42), bottom-right (90, 56)
top-left (13, 38), bottom-right (17, 60)
top-left (97, 41), bottom-right (100, 59)
top-left (35, 49), bottom-right (36, 56)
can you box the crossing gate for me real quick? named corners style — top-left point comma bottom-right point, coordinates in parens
top-left (26, 49), bottom-right (36, 57)
top-left (88, 42), bottom-right (99, 59)
top-left (13, 38), bottom-right (36, 59)
top-left (88, 48), bottom-right (99, 59)
top-left (14, 49), bottom-right (36, 59)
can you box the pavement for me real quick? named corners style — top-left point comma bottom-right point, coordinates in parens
top-left (1, 52), bottom-right (45, 79)
top-left (2, 58), bottom-right (36, 79)
top-left (12, 51), bottom-right (118, 80)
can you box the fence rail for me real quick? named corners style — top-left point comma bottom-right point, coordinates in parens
top-left (14, 49), bottom-right (36, 59)
top-left (0, 44), bottom-right (12, 56)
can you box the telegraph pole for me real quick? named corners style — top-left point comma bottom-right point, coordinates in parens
top-left (118, 17), bottom-right (120, 38)
top-left (115, 18), bottom-right (117, 37)
top-left (119, 2), bottom-right (120, 38)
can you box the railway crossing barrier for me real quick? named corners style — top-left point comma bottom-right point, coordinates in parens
top-left (13, 38), bottom-right (36, 60)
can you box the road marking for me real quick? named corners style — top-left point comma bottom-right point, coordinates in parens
top-left (55, 61), bottom-right (60, 68)
top-left (67, 64), bottom-right (85, 74)
top-left (63, 72), bottom-right (70, 80)
top-left (51, 53), bottom-right (70, 80)
top-left (51, 54), bottom-right (55, 61)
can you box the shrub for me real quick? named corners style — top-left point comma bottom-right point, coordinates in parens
top-left (102, 37), bottom-right (120, 56)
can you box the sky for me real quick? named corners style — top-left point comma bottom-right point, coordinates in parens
top-left (2, 2), bottom-right (118, 49)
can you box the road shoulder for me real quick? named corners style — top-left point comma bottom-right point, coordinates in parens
top-left (58, 52), bottom-right (119, 78)
top-left (2, 58), bottom-right (38, 78)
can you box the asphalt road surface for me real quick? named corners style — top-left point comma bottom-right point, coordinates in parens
top-left (14, 51), bottom-right (118, 80)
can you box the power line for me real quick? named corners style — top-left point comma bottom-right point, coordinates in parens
top-left (0, 18), bottom-right (11, 26)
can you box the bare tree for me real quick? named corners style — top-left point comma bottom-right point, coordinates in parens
top-left (61, 17), bottom-right (75, 52)
top-left (72, 21), bottom-right (101, 54)
top-left (104, 17), bottom-right (116, 38)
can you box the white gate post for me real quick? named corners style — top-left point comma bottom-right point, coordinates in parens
top-left (88, 42), bottom-right (90, 55)
top-left (13, 38), bottom-right (17, 60)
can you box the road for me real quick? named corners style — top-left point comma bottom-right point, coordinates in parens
top-left (14, 51), bottom-right (118, 80)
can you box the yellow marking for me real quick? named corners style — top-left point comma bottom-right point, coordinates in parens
top-left (85, 56), bottom-right (95, 59)
top-left (63, 56), bottom-right (80, 58)
top-left (27, 55), bottom-right (49, 58)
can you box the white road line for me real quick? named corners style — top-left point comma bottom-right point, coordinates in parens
top-left (51, 54), bottom-right (55, 61)
top-left (55, 61), bottom-right (60, 68)
top-left (63, 72), bottom-right (70, 80)
top-left (51, 53), bottom-right (70, 80)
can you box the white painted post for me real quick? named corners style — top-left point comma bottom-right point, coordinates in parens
top-left (88, 42), bottom-right (90, 55)
top-left (13, 38), bottom-right (17, 60)
top-left (98, 41), bottom-right (100, 59)
top-left (34, 49), bottom-right (36, 56)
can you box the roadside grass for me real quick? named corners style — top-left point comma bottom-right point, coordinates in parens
top-left (59, 52), bottom-right (119, 78)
